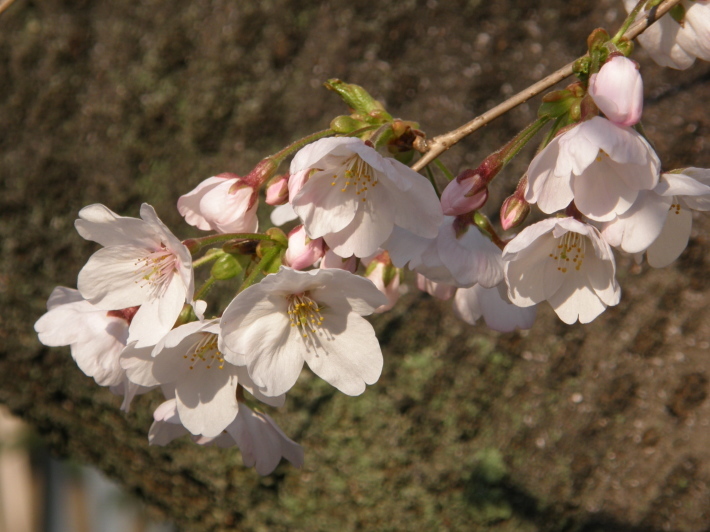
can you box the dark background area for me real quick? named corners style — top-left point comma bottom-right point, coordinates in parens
top-left (1, 0), bottom-right (709, 530)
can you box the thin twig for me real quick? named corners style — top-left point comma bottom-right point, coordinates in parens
top-left (411, 0), bottom-right (683, 171)
top-left (0, 0), bottom-right (17, 16)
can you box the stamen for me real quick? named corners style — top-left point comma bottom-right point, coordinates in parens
top-left (329, 156), bottom-right (378, 202)
top-left (287, 293), bottom-right (325, 340)
top-left (133, 244), bottom-right (178, 297)
top-left (549, 231), bottom-right (586, 273)
top-left (186, 333), bottom-right (224, 370)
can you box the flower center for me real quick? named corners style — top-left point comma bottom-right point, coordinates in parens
top-left (330, 156), bottom-right (379, 202)
top-left (287, 293), bottom-right (325, 338)
top-left (549, 231), bottom-right (586, 273)
top-left (183, 333), bottom-right (225, 370)
top-left (134, 245), bottom-right (178, 296)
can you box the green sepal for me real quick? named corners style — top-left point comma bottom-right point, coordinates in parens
top-left (325, 79), bottom-right (393, 122)
top-left (210, 253), bottom-right (244, 281)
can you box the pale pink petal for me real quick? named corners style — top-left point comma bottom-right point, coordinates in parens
top-left (646, 206), bottom-right (693, 268)
top-left (302, 312), bottom-right (383, 396)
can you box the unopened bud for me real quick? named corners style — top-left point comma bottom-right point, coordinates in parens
top-left (283, 225), bottom-right (325, 270)
top-left (265, 174), bottom-right (290, 206)
top-left (364, 252), bottom-right (400, 313)
top-left (211, 253), bottom-right (244, 280)
top-left (500, 194), bottom-right (530, 231)
top-left (330, 115), bottom-right (369, 134)
top-left (440, 170), bottom-right (489, 216)
top-left (242, 158), bottom-right (279, 188)
top-left (324, 79), bottom-right (392, 121)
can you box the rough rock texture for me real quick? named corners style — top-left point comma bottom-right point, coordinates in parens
top-left (1, 0), bottom-right (709, 530)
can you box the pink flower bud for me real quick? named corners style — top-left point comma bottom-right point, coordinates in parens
top-left (441, 173), bottom-right (489, 216)
top-left (415, 274), bottom-right (456, 300)
top-left (178, 173), bottom-right (259, 234)
top-left (320, 250), bottom-right (357, 273)
top-left (265, 175), bottom-right (290, 205)
top-left (365, 253), bottom-right (400, 313)
top-left (500, 194), bottom-right (530, 231)
top-left (588, 55), bottom-right (643, 127)
top-left (283, 225), bottom-right (325, 270)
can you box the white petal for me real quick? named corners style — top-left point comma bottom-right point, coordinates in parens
top-left (646, 206), bottom-right (693, 268)
top-left (303, 311), bottom-right (383, 396)
top-left (175, 364), bottom-right (240, 437)
top-left (270, 203), bottom-right (299, 226)
top-left (77, 245), bottom-right (152, 309)
top-left (75, 204), bottom-right (158, 248)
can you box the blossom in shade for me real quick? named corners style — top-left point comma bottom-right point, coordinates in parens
top-left (415, 274), bottom-right (456, 300)
top-left (283, 225), bottom-right (325, 270)
top-left (588, 55), bottom-right (643, 127)
top-left (503, 217), bottom-right (621, 324)
top-left (220, 267), bottom-right (387, 397)
top-left (624, 0), bottom-right (710, 70)
top-left (121, 319), bottom-right (283, 437)
top-left (642, 168), bottom-right (710, 267)
top-left (34, 287), bottom-right (132, 387)
top-left (178, 173), bottom-right (259, 234)
top-left (319, 249), bottom-right (357, 272)
top-left (525, 117), bottom-right (660, 221)
top-left (149, 398), bottom-right (304, 476)
top-left (414, 216), bottom-right (504, 289)
top-left (289, 137), bottom-right (442, 258)
top-left (75, 203), bottom-right (195, 348)
top-left (453, 283), bottom-right (537, 332)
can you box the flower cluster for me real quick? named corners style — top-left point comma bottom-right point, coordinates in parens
top-left (34, 7), bottom-right (710, 475)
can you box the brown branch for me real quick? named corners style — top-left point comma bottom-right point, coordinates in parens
top-left (411, 0), bottom-right (684, 171)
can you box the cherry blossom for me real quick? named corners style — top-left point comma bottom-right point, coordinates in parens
top-left (503, 217), bottom-right (620, 324)
top-left (289, 137), bottom-right (442, 258)
top-left (177, 173), bottom-right (259, 234)
top-left (624, 0), bottom-right (710, 70)
top-left (525, 117), bottom-right (660, 221)
top-left (414, 216), bottom-right (504, 289)
top-left (453, 283), bottom-right (537, 332)
top-left (34, 287), bottom-right (132, 387)
top-left (121, 319), bottom-right (282, 438)
top-left (643, 168), bottom-right (710, 267)
top-left (219, 267), bottom-right (387, 397)
top-left (588, 55), bottom-right (643, 127)
top-left (75, 203), bottom-right (195, 348)
top-left (149, 398), bottom-right (304, 476)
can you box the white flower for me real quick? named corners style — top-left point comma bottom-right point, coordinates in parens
top-left (75, 203), bottom-right (195, 348)
top-left (503, 217), bottom-right (621, 324)
top-left (643, 168), bottom-right (710, 267)
top-left (525, 117), bottom-right (660, 221)
top-left (415, 274), bottom-right (456, 300)
top-left (588, 55), bottom-right (643, 127)
top-left (219, 267), bottom-right (387, 397)
top-left (624, 0), bottom-right (710, 69)
top-left (149, 399), bottom-right (304, 476)
top-left (121, 319), bottom-right (281, 438)
top-left (34, 287), bottom-right (132, 386)
top-left (414, 216), bottom-right (504, 289)
top-left (177, 173), bottom-right (259, 234)
top-left (289, 137), bottom-right (442, 258)
top-left (453, 283), bottom-right (537, 332)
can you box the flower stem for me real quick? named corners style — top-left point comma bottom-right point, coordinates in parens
top-left (410, 0), bottom-right (683, 172)
top-left (194, 276), bottom-right (217, 302)
top-left (238, 247), bottom-right (282, 293)
top-left (184, 232), bottom-right (273, 253)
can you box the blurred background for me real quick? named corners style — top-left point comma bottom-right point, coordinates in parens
top-left (0, 0), bottom-right (709, 530)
